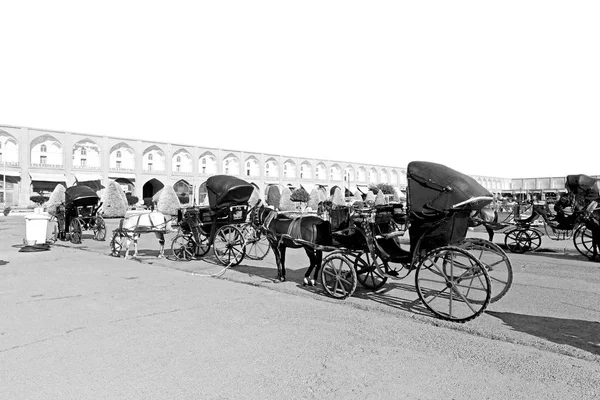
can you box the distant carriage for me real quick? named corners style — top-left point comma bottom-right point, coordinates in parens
top-left (498, 175), bottom-right (595, 255)
top-left (54, 185), bottom-right (106, 244)
top-left (171, 175), bottom-right (267, 266)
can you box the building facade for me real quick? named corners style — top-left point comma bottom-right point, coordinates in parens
top-left (1, 124), bottom-right (510, 207)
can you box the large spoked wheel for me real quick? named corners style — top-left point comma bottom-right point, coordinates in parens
top-left (459, 238), bottom-right (513, 303)
top-left (504, 228), bottom-right (541, 253)
top-left (171, 234), bottom-right (197, 261)
top-left (241, 223), bottom-right (271, 260)
top-left (213, 225), bottom-right (246, 266)
top-left (91, 216), bottom-right (107, 241)
top-left (193, 228), bottom-right (211, 257)
top-left (573, 224), bottom-right (594, 258)
top-left (321, 252), bottom-right (357, 300)
top-left (354, 252), bottom-right (388, 290)
top-left (69, 219), bottom-right (82, 244)
top-left (109, 231), bottom-right (123, 257)
top-left (415, 246), bottom-right (491, 323)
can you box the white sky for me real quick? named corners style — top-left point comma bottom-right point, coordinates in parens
top-left (1, 1), bottom-right (599, 179)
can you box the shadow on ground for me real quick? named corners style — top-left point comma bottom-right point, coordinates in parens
top-left (487, 311), bottom-right (600, 355)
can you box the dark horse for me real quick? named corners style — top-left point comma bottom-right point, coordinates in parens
top-left (256, 202), bottom-right (332, 284)
top-left (581, 200), bottom-right (600, 261)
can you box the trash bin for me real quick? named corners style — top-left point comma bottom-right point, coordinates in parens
top-left (24, 213), bottom-right (51, 245)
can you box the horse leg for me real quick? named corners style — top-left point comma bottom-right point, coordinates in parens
top-left (308, 249), bottom-right (323, 286)
top-left (156, 232), bottom-right (165, 258)
top-left (485, 225), bottom-right (494, 242)
top-left (303, 247), bottom-right (317, 286)
top-left (123, 235), bottom-right (132, 259)
top-left (278, 244), bottom-right (287, 282)
top-left (132, 234), bottom-right (140, 258)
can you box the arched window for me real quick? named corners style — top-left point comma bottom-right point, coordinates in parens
top-left (81, 148), bottom-right (86, 156)
top-left (116, 151), bottom-right (122, 158)
top-left (148, 154), bottom-right (153, 161)
top-left (40, 144), bottom-right (47, 152)
top-left (176, 156), bottom-right (181, 162)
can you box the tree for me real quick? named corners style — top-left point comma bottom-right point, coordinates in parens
top-left (291, 187), bottom-right (310, 210)
top-left (101, 181), bottom-right (128, 217)
top-left (248, 186), bottom-right (262, 208)
top-left (266, 185), bottom-right (281, 209)
top-left (307, 188), bottom-right (320, 211)
top-left (157, 184), bottom-right (181, 216)
top-left (369, 183), bottom-right (395, 195)
top-left (30, 195), bottom-right (48, 206)
top-left (353, 190), bottom-right (363, 202)
top-left (374, 190), bottom-right (387, 205)
top-left (331, 187), bottom-right (346, 207)
top-left (46, 184), bottom-right (66, 216)
top-left (126, 194), bottom-right (139, 206)
top-left (279, 186), bottom-right (295, 211)
top-left (365, 191), bottom-right (376, 203)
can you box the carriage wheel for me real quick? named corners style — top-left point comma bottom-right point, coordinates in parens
top-left (92, 216), bottom-right (107, 241)
top-left (241, 223), bottom-right (270, 260)
top-left (320, 253), bottom-right (357, 300)
top-left (69, 219), bottom-right (82, 244)
top-left (109, 231), bottom-right (123, 257)
top-left (171, 234), bottom-right (197, 261)
top-left (415, 246), bottom-right (491, 323)
top-left (354, 252), bottom-right (388, 290)
top-left (459, 238), bottom-right (513, 303)
top-left (573, 225), bottom-right (594, 258)
top-left (213, 225), bottom-right (246, 266)
top-left (504, 228), bottom-right (540, 253)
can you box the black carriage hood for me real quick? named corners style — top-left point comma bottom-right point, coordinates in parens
top-left (407, 161), bottom-right (492, 217)
top-left (65, 185), bottom-right (100, 207)
top-left (565, 174), bottom-right (600, 200)
top-left (206, 175), bottom-right (254, 210)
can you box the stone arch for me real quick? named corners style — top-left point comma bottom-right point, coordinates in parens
top-left (329, 163), bottom-right (342, 181)
top-left (380, 168), bottom-right (389, 184)
top-left (30, 134), bottom-right (63, 167)
top-left (265, 157), bottom-right (279, 179)
top-left (172, 149), bottom-right (193, 173)
top-left (223, 153), bottom-right (240, 175)
top-left (199, 151), bottom-right (217, 175)
top-left (73, 138), bottom-right (101, 169)
top-left (315, 162), bottom-right (327, 181)
top-left (390, 169), bottom-right (399, 185)
top-left (142, 178), bottom-right (164, 201)
top-left (283, 159), bottom-right (296, 179)
top-left (357, 166), bottom-right (367, 182)
top-left (369, 167), bottom-right (377, 184)
top-left (143, 145), bottom-right (166, 172)
top-left (300, 161), bottom-right (312, 180)
top-left (109, 142), bottom-right (135, 170)
top-left (344, 166), bottom-right (355, 184)
top-left (0, 129), bottom-right (19, 164)
top-left (245, 156), bottom-right (260, 177)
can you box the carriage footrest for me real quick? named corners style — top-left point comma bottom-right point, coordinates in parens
top-left (375, 231), bottom-right (405, 241)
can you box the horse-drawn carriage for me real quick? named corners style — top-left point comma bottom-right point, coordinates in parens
top-left (495, 176), bottom-right (595, 255)
top-left (171, 175), bottom-right (268, 266)
top-left (54, 185), bottom-right (106, 244)
top-left (259, 161), bottom-right (513, 323)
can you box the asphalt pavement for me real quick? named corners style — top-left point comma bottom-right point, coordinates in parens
top-left (1, 214), bottom-right (599, 399)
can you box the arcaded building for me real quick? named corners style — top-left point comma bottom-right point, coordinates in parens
top-left (0, 124), bottom-right (510, 207)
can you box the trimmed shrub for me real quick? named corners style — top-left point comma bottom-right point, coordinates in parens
top-left (279, 186), bottom-right (295, 212)
top-left (143, 197), bottom-right (153, 209)
top-left (101, 181), bottom-right (128, 217)
top-left (126, 194), bottom-right (139, 206)
top-left (353, 190), bottom-right (363, 201)
top-left (30, 195), bottom-right (49, 205)
top-left (365, 191), bottom-right (376, 203)
top-left (331, 187), bottom-right (346, 207)
top-left (249, 187), bottom-right (262, 208)
top-left (3, 206), bottom-right (11, 216)
top-left (316, 188), bottom-right (327, 203)
top-left (266, 185), bottom-right (281, 209)
top-left (307, 188), bottom-right (320, 211)
top-left (46, 184), bottom-right (66, 216)
top-left (374, 190), bottom-right (387, 205)
top-left (157, 184), bottom-right (181, 216)
top-left (291, 187), bottom-right (310, 204)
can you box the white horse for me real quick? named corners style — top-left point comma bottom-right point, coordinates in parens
top-left (114, 211), bottom-right (171, 259)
